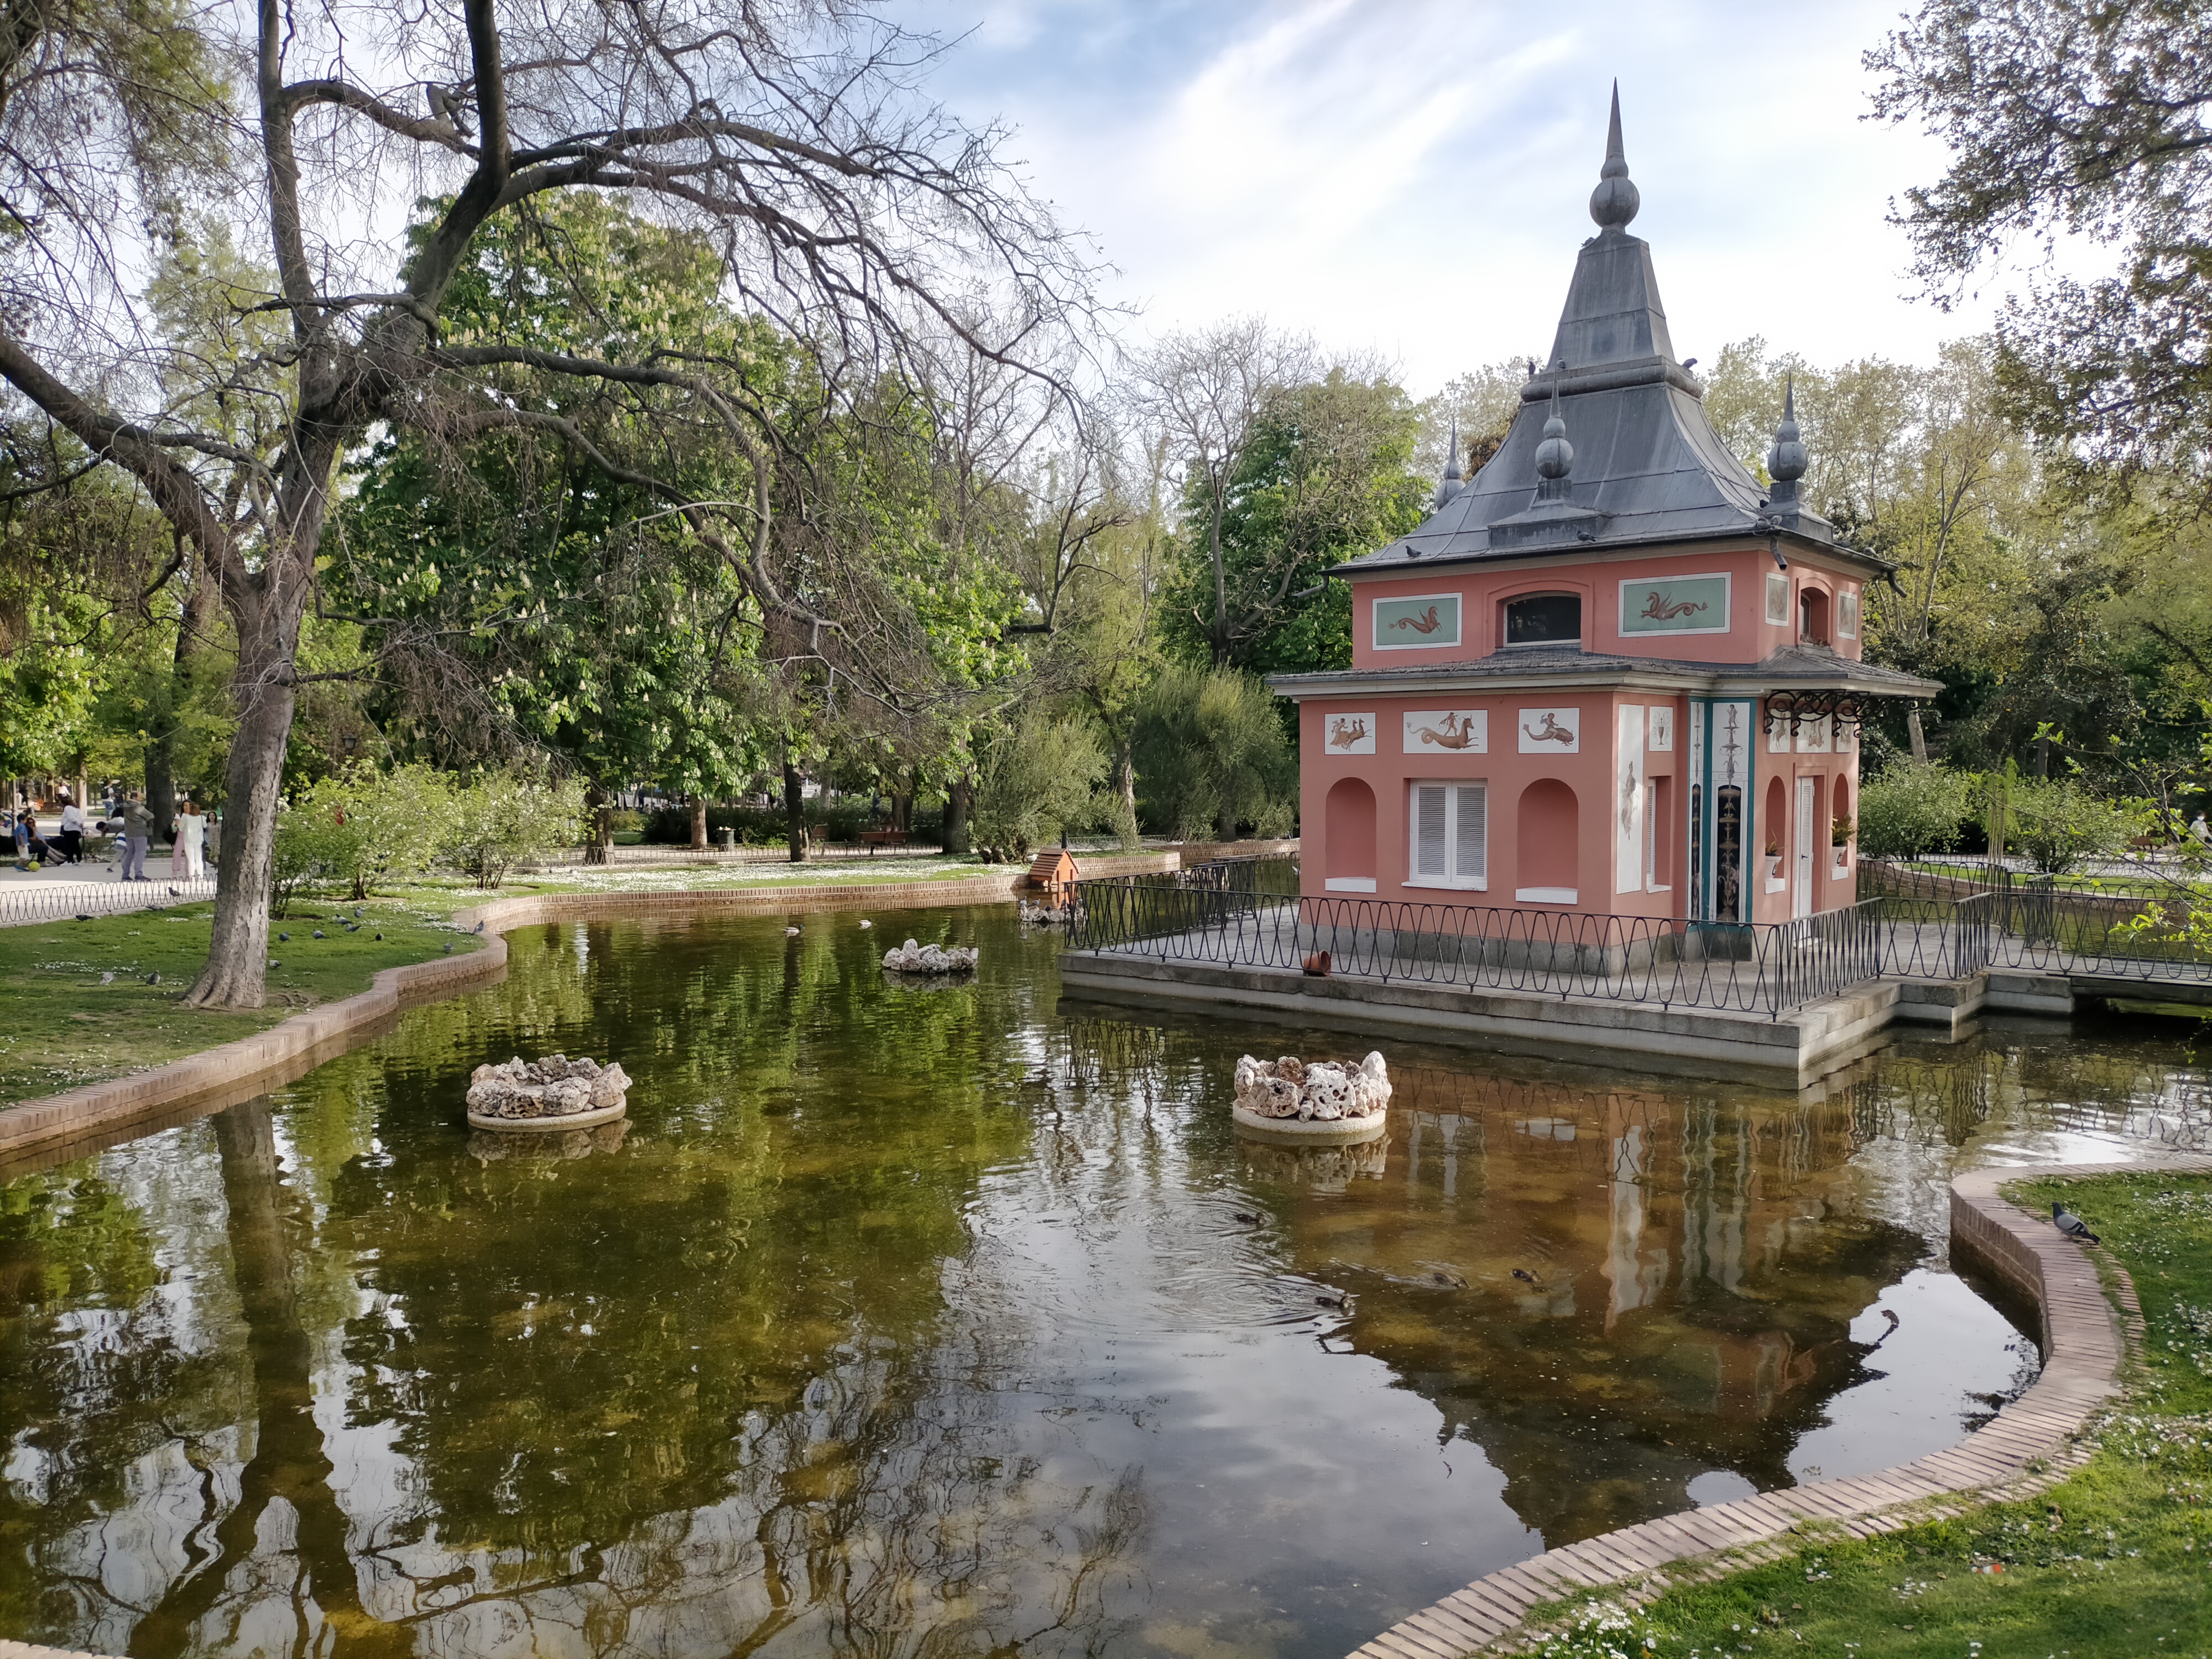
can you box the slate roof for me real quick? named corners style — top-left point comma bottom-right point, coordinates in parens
top-left (1268, 644), bottom-right (1943, 701)
top-left (1339, 92), bottom-right (1882, 577)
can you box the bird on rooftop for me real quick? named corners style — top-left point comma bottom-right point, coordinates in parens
top-left (2052, 1202), bottom-right (2100, 1244)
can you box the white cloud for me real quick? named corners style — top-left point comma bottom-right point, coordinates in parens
top-left (905, 0), bottom-right (2072, 394)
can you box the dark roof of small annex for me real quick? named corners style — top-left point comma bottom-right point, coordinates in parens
top-left (1340, 87), bottom-right (1885, 578)
top-left (1266, 643), bottom-right (1943, 701)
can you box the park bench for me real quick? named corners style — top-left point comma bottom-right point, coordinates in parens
top-left (860, 827), bottom-right (911, 854)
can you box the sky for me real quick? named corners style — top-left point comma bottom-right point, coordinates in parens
top-left (893, 0), bottom-right (2021, 397)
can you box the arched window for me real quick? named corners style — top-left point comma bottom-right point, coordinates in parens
top-left (1798, 587), bottom-right (1830, 645)
top-left (1503, 592), bottom-right (1582, 646)
top-left (1323, 778), bottom-right (1376, 893)
top-left (1515, 779), bottom-right (1578, 902)
top-left (1762, 775), bottom-right (1787, 878)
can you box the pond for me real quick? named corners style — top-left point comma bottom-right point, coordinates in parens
top-left (3, 903), bottom-right (2205, 1659)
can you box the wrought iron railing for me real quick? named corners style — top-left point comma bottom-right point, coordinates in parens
top-left (0, 875), bottom-right (219, 928)
top-left (1858, 859), bottom-right (2212, 983)
top-left (1072, 858), bottom-right (1897, 1018)
top-left (1070, 854), bottom-right (2212, 1015)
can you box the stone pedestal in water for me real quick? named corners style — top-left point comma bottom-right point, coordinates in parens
top-left (466, 1054), bottom-right (630, 1132)
top-left (1232, 1052), bottom-right (1391, 1144)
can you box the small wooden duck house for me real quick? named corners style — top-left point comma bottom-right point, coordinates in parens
top-left (1027, 848), bottom-right (1079, 899)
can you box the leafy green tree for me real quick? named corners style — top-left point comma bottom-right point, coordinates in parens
top-left (275, 764), bottom-right (453, 901)
top-left (0, 0), bottom-right (1094, 1008)
top-left (971, 710), bottom-right (1107, 860)
top-left (1132, 664), bottom-right (1295, 841)
top-left (1161, 367), bottom-right (1429, 676)
top-left (1870, 0), bottom-right (2212, 514)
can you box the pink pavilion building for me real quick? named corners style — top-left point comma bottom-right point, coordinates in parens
top-left (1269, 96), bottom-right (1939, 930)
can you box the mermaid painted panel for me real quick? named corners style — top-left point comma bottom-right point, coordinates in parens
top-left (1373, 593), bottom-right (1461, 650)
top-left (1401, 709), bottom-right (1487, 753)
top-left (1618, 573), bottom-right (1730, 637)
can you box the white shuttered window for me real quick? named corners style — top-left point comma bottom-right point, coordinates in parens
top-left (1408, 781), bottom-right (1488, 888)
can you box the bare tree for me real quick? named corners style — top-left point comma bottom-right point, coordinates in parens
top-left (0, 0), bottom-right (1097, 1006)
top-left (1124, 318), bottom-right (1314, 664)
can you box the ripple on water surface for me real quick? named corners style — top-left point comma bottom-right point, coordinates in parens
top-left (1, 904), bottom-right (2203, 1658)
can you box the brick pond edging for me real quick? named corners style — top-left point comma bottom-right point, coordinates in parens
top-left (1347, 1156), bottom-right (2211, 1659)
top-left (0, 873), bottom-right (1020, 1172)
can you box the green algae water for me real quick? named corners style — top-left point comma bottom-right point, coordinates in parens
top-left (3, 904), bottom-right (2204, 1658)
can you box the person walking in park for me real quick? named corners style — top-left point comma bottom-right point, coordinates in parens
top-left (55, 791), bottom-right (85, 864)
top-left (174, 798), bottom-right (207, 879)
top-left (205, 808), bottom-right (221, 869)
top-left (118, 791), bottom-right (154, 882)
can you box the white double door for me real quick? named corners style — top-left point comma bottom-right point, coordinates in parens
top-left (1793, 776), bottom-right (1816, 920)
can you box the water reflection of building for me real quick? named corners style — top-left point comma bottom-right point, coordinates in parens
top-left (1246, 1060), bottom-right (1927, 1547)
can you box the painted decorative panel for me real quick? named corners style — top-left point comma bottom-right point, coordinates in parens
top-left (1402, 709), bottom-right (1486, 753)
top-left (1517, 707), bottom-right (1580, 754)
top-left (1619, 573), bottom-right (1730, 636)
top-left (1795, 713), bottom-right (1833, 753)
top-left (1839, 588), bottom-right (1860, 639)
top-left (1647, 706), bottom-right (1674, 752)
top-left (1322, 711), bottom-right (1376, 755)
top-left (1765, 572), bottom-right (1790, 625)
top-left (1373, 593), bottom-right (1461, 649)
top-left (1615, 705), bottom-right (1646, 895)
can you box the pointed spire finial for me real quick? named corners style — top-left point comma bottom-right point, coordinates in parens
top-left (1588, 80), bottom-right (1640, 233)
top-left (1768, 373), bottom-right (1807, 485)
top-left (1432, 413), bottom-right (1466, 510)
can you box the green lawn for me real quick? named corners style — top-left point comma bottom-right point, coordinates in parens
top-left (0, 857), bottom-right (1011, 1107)
top-left (0, 899), bottom-right (479, 1104)
top-left (1528, 1171), bottom-right (2212, 1659)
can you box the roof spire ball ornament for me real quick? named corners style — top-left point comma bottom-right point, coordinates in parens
top-left (1533, 380), bottom-right (1574, 502)
top-left (1432, 415), bottom-right (1465, 511)
top-left (1588, 81), bottom-right (1640, 234)
top-left (1767, 374), bottom-right (1808, 523)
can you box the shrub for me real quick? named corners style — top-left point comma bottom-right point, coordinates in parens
top-left (1991, 775), bottom-right (2153, 874)
top-left (444, 772), bottom-right (588, 889)
top-left (1132, 665), bottom-right (1295, 841)
top-left (1856, 761), bottom-right (1975, 860)
top-left (271, 763), bottom-right (454, 912)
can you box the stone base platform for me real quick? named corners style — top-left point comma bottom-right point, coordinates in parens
top-left (1058, 951), bottom-right (2086, 1085)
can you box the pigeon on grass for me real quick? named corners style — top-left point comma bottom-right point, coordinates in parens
top-left (2052, 1202), bottom-right (2100, 1244)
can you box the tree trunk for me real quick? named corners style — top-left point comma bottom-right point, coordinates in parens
top-left (1907, 707), bottom-right (1929, 764)
top-left (783, 760), bottom-right (808, 863)
top-left (585, 782), bottom-right (611, 865)
top-left (1218, 804), bottom-right (1238, 844)
top-left (145, 744), bottom-right (175, 847)
top-left (689, 795), bottom-right (708, 850)
top-left (944, 773), bottom-right (973, 856)
top-left (184, 577), bottom-right (304, 1010)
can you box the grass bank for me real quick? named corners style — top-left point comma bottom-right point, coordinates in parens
top-left (0, 899), bottom-right (478, 1103)
top-left (1531, 1171), bottom-right (2212, 1659)
top-left (0, 856), bottom-right (1009, 1107)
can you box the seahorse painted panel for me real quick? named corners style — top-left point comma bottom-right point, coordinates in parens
top-left (1401, 710), bottom-right (1487, 754)
top-left (1373, 593), bottom-right (1462, 650)
top-left (1618, 573), bottom-right (1730, 637)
